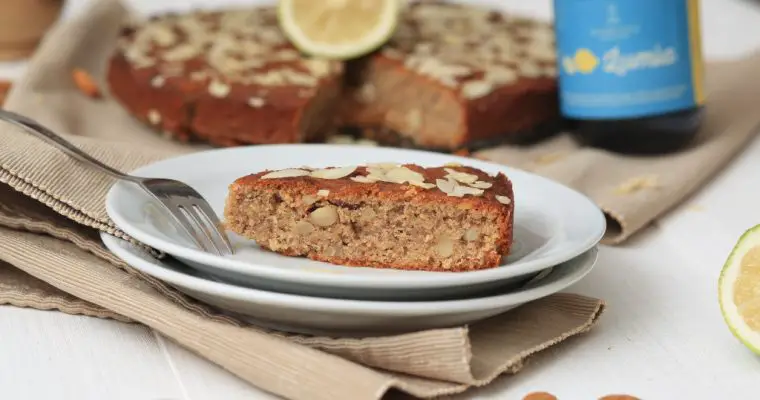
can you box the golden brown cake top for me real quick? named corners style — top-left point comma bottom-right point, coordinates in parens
top-left (115, 7), bottom-right (342, 92)
top-left (233, 162), bottom-right (514, 208)
top-left (381, 1), bottom-right (557, 99)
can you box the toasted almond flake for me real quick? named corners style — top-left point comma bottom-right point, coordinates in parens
top-left (317, 189), bottom-right (330, 197)
top-left (469, 180), bottom-right (493, 189)
top-left (261, 168), bottom-right (310, 179)
top-left (461, 80), bottom-right (493, 99)
top-left (151, 75), bottom-right (166, 88)
top-left (495, 195), bottom-right (512, 205)
top-left (310, 166), bottom-right (357, 180)
top-left (384, 166), bottom-right (425, 184)
top-left (444, 162), bottom-right (462, 167)
top-left (453, 185), bottom-right (484, 197)
top-left (350, 176), bottom-right (375, 183)
top-left (147, 109), bottom-right (161, 125)
top-left (367, 162), bottom-right (399, 170)
top-left (410, 181), bottom-right (436, 189)
top-left (208, 80), bottom-right (231, 98)
top-left (444, 168), bottom-right (479, 184)
top-left (247, 97), bottom-right (265, 108)
top-left (436, 178), bottom-right (457, 195)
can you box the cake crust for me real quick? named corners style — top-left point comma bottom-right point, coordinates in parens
top-left (224, 163), bottom-right (514, 272)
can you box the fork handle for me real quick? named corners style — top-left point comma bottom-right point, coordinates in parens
top-left (0, 109), bottom-right (141, 184)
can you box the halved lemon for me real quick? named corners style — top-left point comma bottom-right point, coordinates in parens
top-left (277, 0), bottom-right (401, 60)
top-left (719, 224), bottom-right (760, 354)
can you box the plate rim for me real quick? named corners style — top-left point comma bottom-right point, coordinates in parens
top-left (105, 144), bottom-right (606, 289)
top-left (101, 232), bottom-right (598, 315)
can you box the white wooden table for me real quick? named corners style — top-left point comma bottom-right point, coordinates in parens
top-left (2, 1), bottom-right (760, 399)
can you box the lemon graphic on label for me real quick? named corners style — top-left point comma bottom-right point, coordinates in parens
top-left (573, 48), bottom-right (599, 74)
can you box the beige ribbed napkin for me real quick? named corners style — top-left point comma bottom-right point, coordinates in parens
top-left (0, 0), bottom-right (755, 398)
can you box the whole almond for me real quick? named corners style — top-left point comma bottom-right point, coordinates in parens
top-left (72, 68), bottom-right (101, 98)
top-left (436, 236), bottom-right (454, 257)
top-left (522, 392), bottom-right (558, 400)
top-left (309, 206), bottom-right (338, 227)
top-left (463, 227), bottom-right (480, 242)
top-left (293, 221), bottom-right (314, 235)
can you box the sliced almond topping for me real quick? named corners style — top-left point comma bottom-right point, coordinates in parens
top-left (208, 80), bottom-right (231, 98)
top-left (444, 168), bottom-right (479, 184)
top-left (469, 181), bottom-right (493, 189)
top-left (310, 166), bottom-right (357, 180)
top-left (350, 176), bottom-right (375, 183)
top-left (309, 206), bottom-right (338, 227)
top-left (147, 109), bottom-right (161, 125)
top-left (150, 75), bottom-right (166, 88)
top-left (247, 97), bottom-right (265, 108)
top-left (461, 80), bottom-right (493, 99)
top-left (366, 162), bottom-right (399, 170)
top-left (410, 181), bottom-right (436, 189)
top-left (495, 195), bottom-right (512, 205)
top-left (384, 166), bottom-right (425, 184)
top-left (453, 185), bottom-right (484, 197)
top-left (444, 162), bottom-right (462, 167)
top-left (261, 168), bottom-right (310, 179)
top-left (436, 178), bottom-right (457, 195)
top-left (317, 189), bottom-right (330, 197)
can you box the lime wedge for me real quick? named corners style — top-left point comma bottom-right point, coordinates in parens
top-left (277, 0), bottom-right (401, 60)
top-left (719, 224), bottom-right (760, 354)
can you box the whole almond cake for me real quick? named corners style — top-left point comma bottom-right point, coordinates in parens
top-left (107, 1), bottom-right (559, 151)
top-left (224, 163), bottom-right (514, 272)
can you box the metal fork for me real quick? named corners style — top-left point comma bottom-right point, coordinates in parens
top-left (0, 109), bottom-right (234, 256)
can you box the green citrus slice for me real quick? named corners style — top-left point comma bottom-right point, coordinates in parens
top-left (719, 224), bottom-right (760, 354)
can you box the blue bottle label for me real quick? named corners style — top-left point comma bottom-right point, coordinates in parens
top-left (553, 0), bottom-right (705, 119)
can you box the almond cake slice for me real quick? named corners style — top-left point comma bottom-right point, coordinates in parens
top-left (224, 163), bottom-right (514, 272)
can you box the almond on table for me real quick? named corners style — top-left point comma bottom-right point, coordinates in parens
top-left (224, 163), bottom-right (515, 272)
top-left (522, 391), bottom-right (558, 400)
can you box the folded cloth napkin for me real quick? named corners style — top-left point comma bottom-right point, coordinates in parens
top-left (0, 0), bottom-right (756, 399)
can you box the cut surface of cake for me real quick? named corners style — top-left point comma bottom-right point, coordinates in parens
top-left (224, 163), bottom-right (514, 272)
top-left (107, 7), bottom-right (343, 146)
top-left (335, 1), bottom-right (560, 150)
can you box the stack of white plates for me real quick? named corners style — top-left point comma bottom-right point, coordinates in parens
top-left (103, 145), bottom-right (606, 336)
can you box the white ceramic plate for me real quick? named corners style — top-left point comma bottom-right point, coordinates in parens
top-left (105, 144), bottom-right (605, 300)
top-left (102, 233), bottom-right (598, 336)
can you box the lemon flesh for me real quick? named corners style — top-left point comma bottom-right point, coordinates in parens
top-left (719, 224), bottom-right (760, 354)
top-left (277, 0), bottom-right (400, 60)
